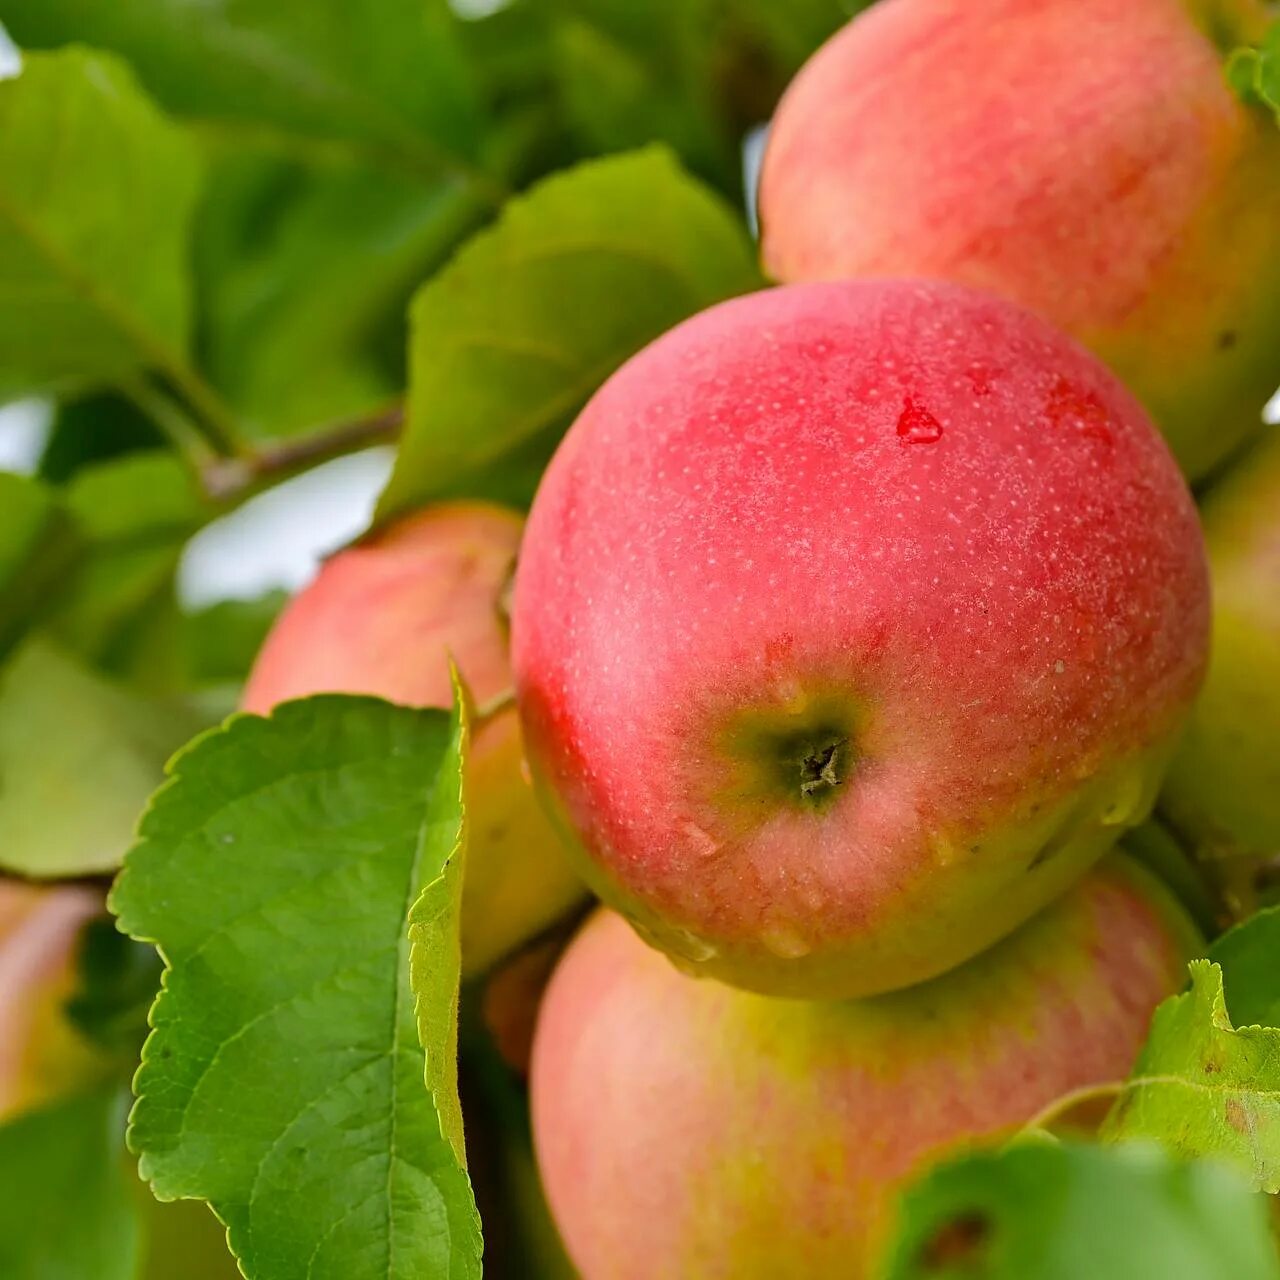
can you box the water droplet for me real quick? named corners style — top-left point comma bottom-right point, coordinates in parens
top-left (1054, 660), bottom-right (1066, 675)
top-left (682, 823), bottom-right (723, 862)
top-left (762, 925), bottom-right (813, 959)
top-left (967, 364), bottom-right (995, 397)
top-left (221, 833), bottom-right (236, 845)
top-left (518, 757), bottom-right (533, 785)
top-left (1100, 765), bottom-right (1156, 828)
top-left (928, 829), bottom-right (960, 867)
top-left (667, 927), bottom-right (718, 963)
top-left (628, 919), bottom-right (665, 953)
top-left (1044, 378), bottom-right (1113, 448)
top-left (774, 675), bottom-right (809, 714)
top-left (897, 397), bottom-right (944, 445)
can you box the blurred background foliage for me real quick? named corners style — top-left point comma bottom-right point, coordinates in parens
top-left (0, 0), bottom-right (866, 885)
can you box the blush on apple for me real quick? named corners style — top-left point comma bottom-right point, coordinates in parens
top-left (513, 280), bottom-right (1209, 998)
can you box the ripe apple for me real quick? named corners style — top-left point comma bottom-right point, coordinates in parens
top-left (757, 0), bottom-right (1280, 480)
top-left (1160, 435), bottom-right (1280, 910)
top-left (242, 502), bottom-right (584, 976)
top-left (531, 858), bottom-right (1199, 1280)
top-left (512, 280), bottom-right (1209, 998)
top-left (0, 880), bottom-right (104, 1121)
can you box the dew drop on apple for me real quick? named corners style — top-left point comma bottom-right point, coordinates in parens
top-left (667, 927), bottom-right (719, 963)
top-left (897, 397), bottom-right (944, 445)
top-left (1100, 764), bottom-right (1156, 828)
top-left (682, 822), bottom-right (723, 861)
top-left (762, 925), bottom-right (813, 960)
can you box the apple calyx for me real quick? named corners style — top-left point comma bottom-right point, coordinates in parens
top-left (712, 687), bottom-right (864, 816)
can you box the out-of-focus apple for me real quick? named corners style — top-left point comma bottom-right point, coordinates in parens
top-left (1161, 435), bottom-right (1280, 911)
top-left (0, 880), bottom-right (104, 1122)
top-left (531, 858), bottom-right (1199, 1280)
top-left (758, 0), bottom-right (1280, 479)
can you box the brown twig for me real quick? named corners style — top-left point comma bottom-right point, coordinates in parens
top-left (200, 402), bottom-right (406, 504)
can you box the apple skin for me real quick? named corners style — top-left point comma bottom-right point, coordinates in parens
top-left (1160, 436), bottom-right (1280, 910)
top-left (512, 280), bottom-right (1209, 999)
top-left (530, 857), bottom-right (1200, 1280)
top-left (0, 880), bottom-right (105, 1122)
top-left (242, 503), bottom-right (585, 977)
top-left (757, 0), bottom-right (1280, 481)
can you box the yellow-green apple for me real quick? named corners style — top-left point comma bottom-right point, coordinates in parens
top-left (242, 503), bottom-right (584, 977)
top-left (531, 858), bottom-right (1199, 1280)
top-left (757, 0), bottom-right (1280, 480)
top-left (512, 280), bottom-right (1209, 998)
top-left (1161, 435), bottom-right (1280, 910)
top-left (0, 880), bottom-right (104, 1121)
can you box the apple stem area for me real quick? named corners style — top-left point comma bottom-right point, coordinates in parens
top-left (710, 688), bottom-right (866, 816)
top-left (798, 736), bottom-right (848, 799)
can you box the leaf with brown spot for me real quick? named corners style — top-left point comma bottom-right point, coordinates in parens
top-left (1101, 909), bottom-right (1280, 1191)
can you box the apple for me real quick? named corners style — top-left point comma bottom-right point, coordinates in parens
top-left (512, 279), bottom-right (1209, 998)
top-left (242, 502), bottom-right (584, 976)
top-left (0, 880), bottom-right (105, 1122)
top-left (757, 0), bottom-right (1280, 480)
top-left (482, 931), bottom-right (575, 1078)
top-left (1160, 435), bottom-right (1280, 911)
top-left (531, 857), bottom-right (1200, 1280)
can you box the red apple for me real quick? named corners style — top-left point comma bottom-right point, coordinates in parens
top-left (242, 503), bottom-right (584, 976)
top-left (758, 0), bottom-right (1280, 480)
top-left (512, 280), bottom-right (1208, 998)
top-left (0, 880), bottom-right (104, 1121)
top-left (531, 858), bottom-right (1199, 1280)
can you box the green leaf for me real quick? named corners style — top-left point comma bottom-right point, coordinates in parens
top-left (0, 471), bottom-right (82, 660)
top-left (111, 696), bottom-right (482, 1280)
top-left (0, 0), bottom-right (487, 185)
top-left (1212, 906), bottom-right (1280, 1026)
top-left (38, 392), bottom-right (164, 484)
top-left (193, 144), bottom-right (487, 440)
top-left (0, 1089), bottom-right (142, 1280)
top-left (409, 677), bottom-right (470, 1166)
top-left (379, 146), bottom-right (761, 518)
top-left (1102, 911), bottom-right (1280, 1191)
top-left (882, 1141), bottom-right (1279, 1280)
top-left (180, 591), bottom-right (289, 688)
top-left (551, 15), bottom-right (730, 189)
top-left (0, 636), bottom-right (200, 878)
top-left (729, 0), bottom-right (868, 75)
top-left (546, 0), bottom-right (871, 192)
top-left (0, 48), bottom-right (203, 398)
top-left (52, 452), bottom-right (209, 688)
top-left (1227, 21), bottom-right (1280, 120)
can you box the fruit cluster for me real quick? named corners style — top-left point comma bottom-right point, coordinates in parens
top-left (222, 1), bottom-right (1279, 1275)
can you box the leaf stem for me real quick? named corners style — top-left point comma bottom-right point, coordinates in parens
top-left (150, 355), bottom-right (249, 461)
top-left (1022, 1080), bottom-right (1127, 1136)
top-left (117, 376), bottom-right (219, 471)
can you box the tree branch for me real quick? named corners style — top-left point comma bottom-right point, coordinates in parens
top-left (200, 402), bottom-right (405, 503)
